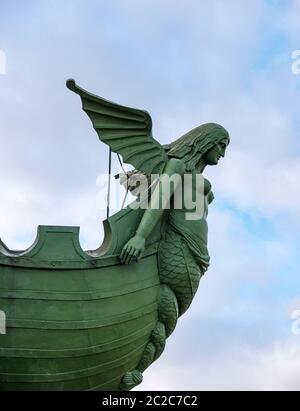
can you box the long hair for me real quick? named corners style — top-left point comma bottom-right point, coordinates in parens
top-left (164, 123), bottom-right (230, 171)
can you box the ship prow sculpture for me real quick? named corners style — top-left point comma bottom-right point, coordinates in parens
top-left (0, 80), bottom-right (230, 391)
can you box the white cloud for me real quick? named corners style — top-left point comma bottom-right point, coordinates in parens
top-left (136, 338), bottom-right (300, 391)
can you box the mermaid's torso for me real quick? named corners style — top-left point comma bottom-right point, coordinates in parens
top-left (165, 171), bottom-right (213, 272)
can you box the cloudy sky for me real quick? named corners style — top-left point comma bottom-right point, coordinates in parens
top-left (1, 0), bottom-right (300, 391)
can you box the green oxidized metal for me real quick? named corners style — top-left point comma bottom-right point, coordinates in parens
top-left (0, 80), bottom-right (230, 391)
top-left (0, 209), bottom-right (161, 391)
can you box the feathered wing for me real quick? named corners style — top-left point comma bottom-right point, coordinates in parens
top-left (66, 79), bottom-right (168, 175)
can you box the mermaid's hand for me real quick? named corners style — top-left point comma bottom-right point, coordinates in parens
top-left (120, 234), bottom-right (145, 265)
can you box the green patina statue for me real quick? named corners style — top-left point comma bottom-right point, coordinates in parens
top-left (118, 125), bottom-right (229, 391)
top-left (0, 80), bottom-right (229, 391)
top-left (67, 80), bottom-right (230, 390)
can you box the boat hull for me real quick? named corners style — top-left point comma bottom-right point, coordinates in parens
top-left (0, 209), bottom-right (161, 390)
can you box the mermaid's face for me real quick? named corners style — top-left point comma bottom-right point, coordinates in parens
top-left (203, 138), bottom-right (228, 166)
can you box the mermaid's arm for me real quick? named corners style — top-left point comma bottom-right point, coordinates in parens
top-left (120, 158), bottom-right (185, 264)
top-left (136, 158), bottom-right (184, 238)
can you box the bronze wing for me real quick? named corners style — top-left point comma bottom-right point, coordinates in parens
top-left (67, 79), bottom-right (168, 175)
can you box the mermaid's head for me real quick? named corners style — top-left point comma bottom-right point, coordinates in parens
top-left (164, 123), bottom-right (230, 171)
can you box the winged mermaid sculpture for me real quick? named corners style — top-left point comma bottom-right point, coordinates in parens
top-left (0, 80), bottom-right (229, 391)
top-left (67, 80), bottom-right (230, 390)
